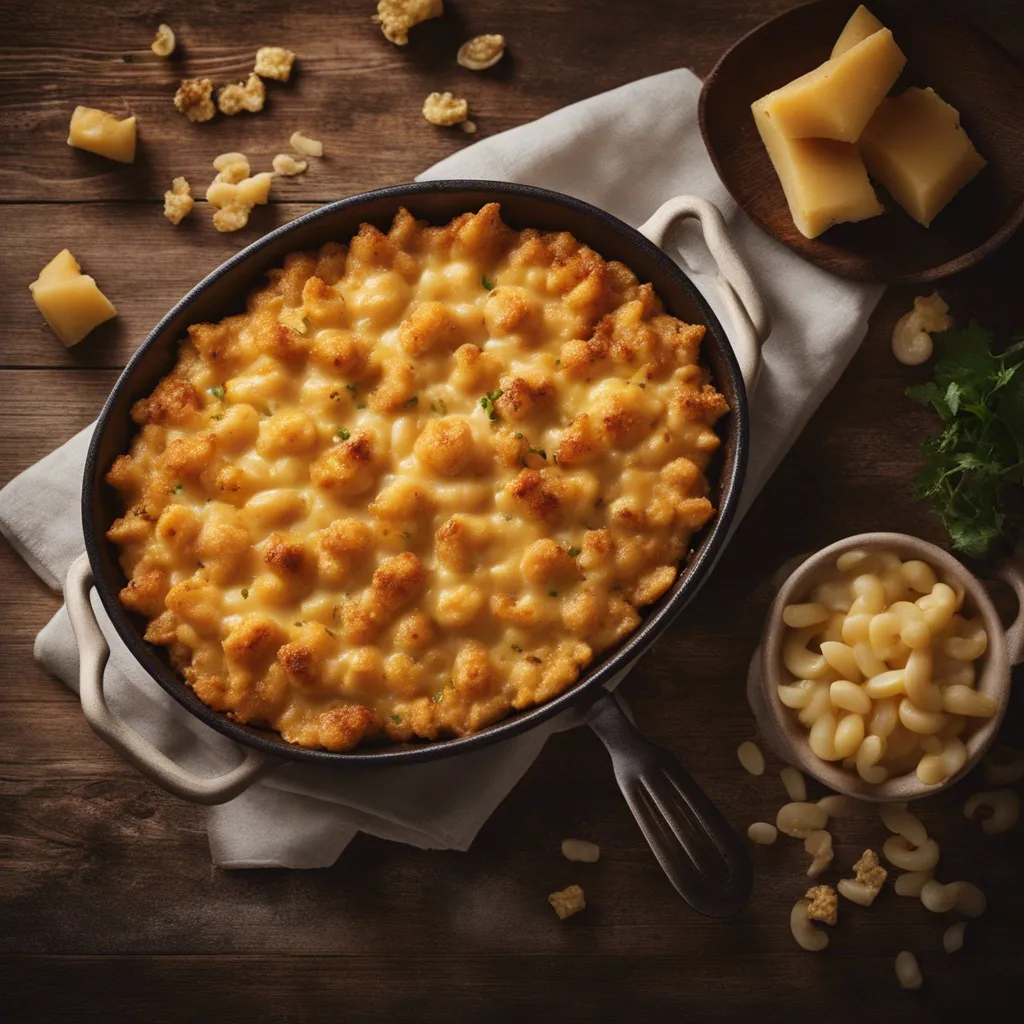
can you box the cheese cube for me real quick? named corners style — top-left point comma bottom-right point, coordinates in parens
top-left (759, 28), bottom-right (906, 141)
top-left (752, 99), bottom-right (883, 238)
top-left (67, 106), bottom-right (137, 163)
top-left (832, 5), bottom-right (884, 58)
top-left (859, 87), bottom-right (987, 227)
top-left (30, 250), bottom-right (117, 347)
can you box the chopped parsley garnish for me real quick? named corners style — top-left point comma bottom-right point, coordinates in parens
top-left (401, 530), bottom-right (410, 539)
top-left (567, 547), bottom-right (581, 558)
top-left (404, 395), bottom-right (419, 407)
top-left (211, 413), bottom-right (223, 421)
top-left (502, 513), bottom-right (512, 522)
top-left (431, 398), bottom-right (448, 416)
top-left (482, 275), bottom-right (496, 290)
top-left (294, 621), bottom-right (304, 627)
top-left (324, 627), bottom-right (335, 638)
top-left (209, 385), bottom-right (225, 400)
top-left (555, 358), bottom-right (561, 369)
top-left (907, 321), bottom-right (1024, 556)
top-left (528, 446), bottom-right (547, 460)
top-left (389, 713), bottom-right (402, 724)
top-left (637, 381), bottom-right (646, 389)
top-left (356, 402), bottom-right (367, 410)
top-left (241, 588), bottom-right (249, 599)
top-left (514, 432), bottom-right (524, 440)
top-left (548, 589), bottom-right (558, 597)
top-left (170, 482), bottom-right (183, 494)
top-left (432, 691), bottom-right (444, 703)
top-left (336, 426), bottom-right (351, 441)
top-left (510, 644), bottom-right (523, 653)
top-left (480, 388), bottom-right (503, 420)
top-left (345, 383), bottom-right (358, 394)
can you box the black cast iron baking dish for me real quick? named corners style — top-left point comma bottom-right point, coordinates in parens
top-left (82, 180), bottom-right (750, 767)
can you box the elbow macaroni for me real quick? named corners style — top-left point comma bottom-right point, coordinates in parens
top-left (105, 205), bottom-right (725, 751)
top-left (778, 548), bottom-right (993, 786)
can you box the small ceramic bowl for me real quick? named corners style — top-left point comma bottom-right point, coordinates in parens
top-left (748, 532), bottom-right (1024, 802)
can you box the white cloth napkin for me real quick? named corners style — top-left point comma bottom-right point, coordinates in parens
top-left (0, 68), bottom-right (883, 868)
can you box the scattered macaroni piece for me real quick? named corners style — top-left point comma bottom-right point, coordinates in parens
top-left (460, 120), bottom-right (477, 134)
top-left (151, 23), bottom-right (176, 57)
top-left (423, 91), bottom-right (468, 126)
top-left (790, 899), bottom-right (828, 951)
top-left (805, 884), bottom-right (838, 925)
top-left (457, 33), bottom-right (506, 71)
top-left (548, 884), bottom-right (586, 920)
top-left (163, 177), bottom-right (194, 225)
top-left (943, 921), bottom-right (966, 953)
top-left (982, 745), bottom-right (1024, 786)
top-left (804, 829), bottom-right (833, 878)
top-left (748, 822), bottom-right (778, 845)
top-left (212, 152), bottom-right (251, 184)
top-left (816, 794), bottom-right (861, 817)
top-left (67, 106), bottom-right (137, 163)
top-left (776, 801), bottom-right (828, 839)
top-left (920, 878), bottom-right (957, 913)
top-left (921, 879), bottom-right (986, 917)
top-left (290, 131), bottom-right (323, 157)
top-left (964, 789), bottom-right (1020, 836)
top-left (174, 77), bottom-right (216, 122)
top-left (778, 548), bottom-right (994, 785)
top-left (218, 73), bottom-right (266, 116)
top-left (882, 834), bottom-right (940, 872)
top-left (374, 0), bottom-right (443, 46)
top-left (838, 848), bottom-right (887, 906)
top-left (254, 46), bottom-right (296, 82)
top-left (29, 249), bottom-right (117, 347)
top-left (895, 950), bottom-right (923, 990)
top-left (780, 766), bottom-right (806, 802)
top-left (273, 153), bottom-right (308, 176)
top-left (879, 805), bottom-right (928, 848)
top-left (893, 870), bottom-right (932, 897)
top-left (737, 740), bottom-right (765, 776)
top-left (892, 292), bottom-right (952, 366)
top-left (561, 839), bottom-right (600, 863)
top-left (207, 170), bottom-right (274, 232)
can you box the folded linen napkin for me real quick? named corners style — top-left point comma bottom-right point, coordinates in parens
top-left (0, 68), bottom-right (883, 868)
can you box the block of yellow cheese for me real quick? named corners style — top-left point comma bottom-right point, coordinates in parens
top-left (29, 250), bottom-right (117, 347)
top-left (832, 5), bottom-right (885, 58)
top-left (859, 87), bottom-right (987, 227)
top-left (752, 99), bottom-right (883, 238)
top-left (759, 28), bottom-right (906, 141)
top-left (67, 106), bottom-right (137, 163)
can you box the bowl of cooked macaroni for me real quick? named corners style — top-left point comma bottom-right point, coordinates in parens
top-left (749, 532), bottom-right (1022, 800)
top-left (72, 180), bottom-right (765, 774)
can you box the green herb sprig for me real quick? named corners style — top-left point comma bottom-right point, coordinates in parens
top-left (907, 321), bottom-right (1024, 557)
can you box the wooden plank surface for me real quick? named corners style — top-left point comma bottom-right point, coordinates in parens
top-left (2, 1), bottom-right (1023, 1022)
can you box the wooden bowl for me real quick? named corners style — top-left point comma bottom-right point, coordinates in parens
top-left (746, 533), bottom-right (1024, 802)
top-left (699, 0), bottom-right (1024, 283)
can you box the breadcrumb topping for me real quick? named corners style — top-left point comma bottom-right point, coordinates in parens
top-left (805, 884), bottom-right (838, 926)
top-left (374, 0), bottom-right (443, 46)
top-left (457, 34), bottom-right (505, 70)
top-left (254, 46), bottom-right (296, 82)
top-left (548, 884), bottom-right (586, 920)
top-left (212, 205), bottom-right (252, 233)
top-left (217, 73), bottom-right (266, 116)
top-left (423, 91), bottom-right (468, 126)
top-left (174, 78), bottom-right (215, 123)
top-left (163, 177), bottom-right (194, 225)
top-left (854, 848), bottom-right (888, 890)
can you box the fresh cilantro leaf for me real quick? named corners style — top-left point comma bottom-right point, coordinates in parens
top-left (482, 275), bottom-right (496, 290)
top-left (209, 385), bottom-right (226, 400)
top-left (389, 713), bottom-right (402, 724)
top-left (567, 547), bottom-right (581, 558)
top-left (510, 643), bottom-right (522, 653)
top-left (336, 426), bottom-right (350, 441)
top-left (480, 389), bottom-right (503, 420)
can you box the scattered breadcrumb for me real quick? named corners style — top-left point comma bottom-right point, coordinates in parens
top-left (423, 91), bottom-right (468, 126)
top-left (805, 885), bottom-right (838, 926)
top-left (254, 46), bottom-right (296, 82)
top-left (273, 153), bottom-right (307, 176)
top-left (212, 205), bottom-right (252, 233)
top-left (457, 33), bottom-right (505, 71)
top-left (290, 131), bottom-right (323, 157)
top-left (163, 177), bottom-right (194, 224)
top-left (173, 77), bottom-right (215, 123)
top-left (548, 884), bottom-right (586, 920)
top-left (853, 849), bottom-right (888, 890)
top-left (212, 152), bottom-right (251, 184)
top-left (374, 0), bottom-right (443, 46)
top-left (217, 73), bottom-right (266, 116)
top-left (151, 24), bottom-right (176, 58)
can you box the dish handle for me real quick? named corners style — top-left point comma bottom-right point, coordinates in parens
top-left (64, 553), bottom-right (279, 805)
top-left (638, 195), bottom-right (769, 395)
top-left (995, 553), bottom-right (1024, 666)
top-left (587, 691), bottom-right (752, 917)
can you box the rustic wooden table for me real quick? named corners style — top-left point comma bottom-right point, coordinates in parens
top-left (2, 1), bottom-right (1022, 1020)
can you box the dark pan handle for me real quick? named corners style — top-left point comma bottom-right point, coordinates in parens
top-left (587, 691), bottom-right (752, 917)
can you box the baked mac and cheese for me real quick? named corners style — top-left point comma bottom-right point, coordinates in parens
top-left (106, 204), bottom-right (726, 751)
